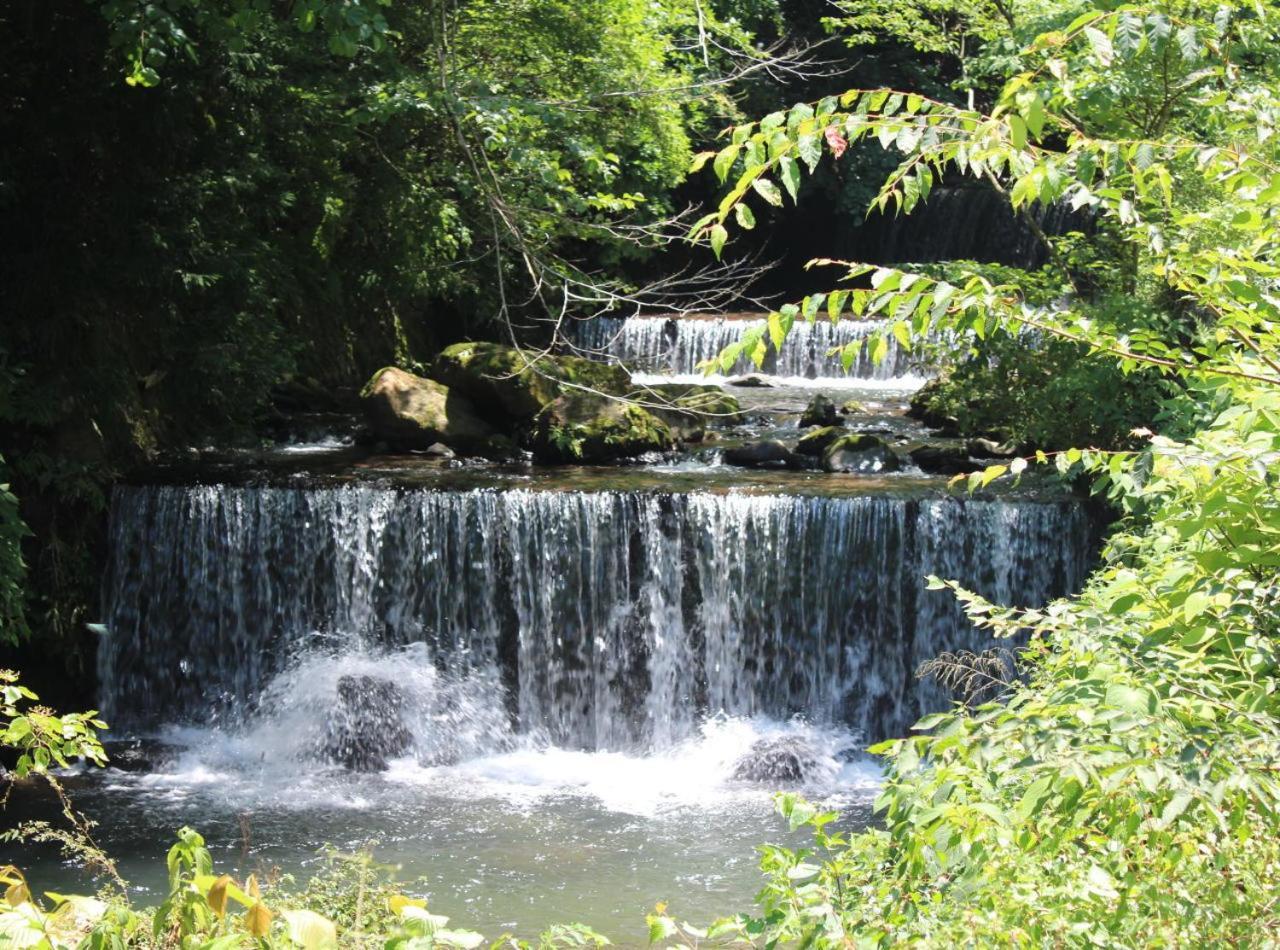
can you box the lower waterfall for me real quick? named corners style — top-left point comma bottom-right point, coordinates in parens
top-left (101, 484), bottom-right (1092, 749)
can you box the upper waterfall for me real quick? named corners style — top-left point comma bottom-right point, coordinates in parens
top-left (568, 315), bottom-right (926, 381)
top-left (101, 483), bottom-right (1092, 750)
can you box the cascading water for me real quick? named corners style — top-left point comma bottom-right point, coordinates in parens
top-left (568, 315), bottom-right (924, 380)
top-left (101, 483), bottom-right (1092, 751)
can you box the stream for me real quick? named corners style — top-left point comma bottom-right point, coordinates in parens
top-left (0, 324), bottom-right (1096, 941)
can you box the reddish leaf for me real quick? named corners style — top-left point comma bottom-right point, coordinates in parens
top-left (824, 125), bottom-right (848, 160)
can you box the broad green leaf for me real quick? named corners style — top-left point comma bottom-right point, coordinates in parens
top-left (282, 909), bottom-right (338, 949)
top-left (709, 224), bottom-right (728, 260)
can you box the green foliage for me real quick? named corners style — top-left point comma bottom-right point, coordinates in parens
top-left (0, 455), bottom-right (30, 645)
top-left (0, 670), bottom-right (106, 777)
top-left (0, 0), bottom-right (780, 668)
top-left (914, 330), bottom-right (1169, 450)
top-left (676, 0), bottom-right (1280, 943)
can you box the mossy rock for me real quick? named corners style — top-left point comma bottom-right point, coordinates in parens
top-left (906, 376), bottom-right (960, 433)
top-left (799, 394), bottom-right (841, 428)
top-left (431, 342), bottom-right (631, 421)
top-left (529, 391), bottom-right (673, 463)
top-left (795, 425), bottom-right (846, 457)
top-left (822, 433), bottom-right (901, 474)
top-left (360, 367), bottom-right (495, 453)
top-left (633, 383), bottom-right (743, 440)
top-left (839, 399), bottom-right (865, 416)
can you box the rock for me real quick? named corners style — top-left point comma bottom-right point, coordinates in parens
top-left (732, 736), bottom-right (825, 784)
top-left (528, 391), bottom-right (673, 463)
top-left (799, 394), bottom-right (840, 428)
top-left (640, 383), bottom-right (743, 421)
top-left (424, 442), bottom-right (455, 459)
top-left (100, 738), bottom-right (180, 773)
top-left (909, 445), bottom-right (972, 475)
top-left (795, 425), bottom-right (846, 457)
top-left (722, 439), bottom-right (798, 469)
top-left (319, 674), bottom-right (414, 772)
top-left (822, 434), bottom-right (901, 474)
top-left (636, 383), bottom-right (743, 441)
top-left (967, 437), bottom-right (1018, 459)
top-left (839, 399), bottom-right (865, 416)
top-left (725, 373), bottom-right (774, 388)
top-left (431, 342), bottom-right (630, 420)
top-left (360, 367), bottom-right (496, 453)
top-left (906, 377), bottom-right (960, 434)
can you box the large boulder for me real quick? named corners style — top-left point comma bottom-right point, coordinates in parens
top-left (722, 439), bottom-right (798, 469)
top-left (906, 377), bottom-right (960, 434)
top-left (319, 674), bottom-right (414, 772)
top-left (432, 342), bottom-right (631, 420)
top-left (360, 367), bottom-right (495, 453)
top-left (529, 391), bottom-right (673, 463)
top-left (910, 444), bottom-right (972, 475)
top-left (636, 383), bottom-right (743, 441)
top-left (795, 425), bottom-right (846, 457)
top-left (823, 434), bottom-right (901, 474)
top-left (732, 736), bottom-right (828, 784)
top-left (799, 394), bottom-right (840, 428)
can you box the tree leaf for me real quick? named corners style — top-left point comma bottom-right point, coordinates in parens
top-left (282, 909), bottom-right (338, 949)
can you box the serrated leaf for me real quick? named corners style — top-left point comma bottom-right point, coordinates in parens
top-left (733, 202), bottom-right (756, 230)
top-left (709, 224), bottom-right (728, 260)
top-left (751, 178), bottom-right (783, 206)
top-left (797, 133), bottom-right (822, 171)
top-left (778, 155), bottom-right (801, 202)
top-left (713, 144), bottom-right (739, 183)
top-left (688, 151), bottom-right (715, 173)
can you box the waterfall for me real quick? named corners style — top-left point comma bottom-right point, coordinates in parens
top-left (568, 316), bottom-right (923, 380)
top-left (101, 484), bottom-right (1092, 749)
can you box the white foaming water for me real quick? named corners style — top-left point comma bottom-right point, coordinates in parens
top-left (120, 646), bottom-right (877, 818)
top-left (273, 437), bottom-right (356, 455)
top-left (389, 717), bottom-right (881, 817)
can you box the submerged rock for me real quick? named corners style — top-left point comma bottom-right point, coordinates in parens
top-left (799, 394), bottom-right (840, 428)
top-left (724, 373), bottom-right (774, 388)
top-left (528, 391), bottom-right (673, 463)
top-left (319, 674), bottom-right (414, 772)
top-left (823, 434), bottom-right (901, 474)
top-left (795, 425), bottom-right (846, 457)
top-left (723, 439), bottom-right (798, 469)
top-left (909, 444), bottom-right (972, 475)
top-left (431, 342), bottom-right (630, 420)
top-left (732, 736), bottom-right (825, 784)
top-left (360, 367), bottom-right (495, 454)
top-left (100, 738), bottom-right (180, 773)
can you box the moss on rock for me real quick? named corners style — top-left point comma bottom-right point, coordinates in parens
top-left (431, 342), bottom-right (630, 421)
top-left (360, 366), bottom-right (495, 453)
top-left (529, 391), bottom-right (673, 463)
top-left (795, 425), bottom-right (846, 456)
